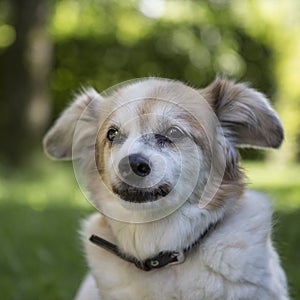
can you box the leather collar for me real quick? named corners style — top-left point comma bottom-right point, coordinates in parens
top-left (89, 221), bottom-right (218, 272)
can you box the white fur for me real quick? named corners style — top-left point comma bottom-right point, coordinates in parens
top-left (43, 78), bottom-right (288, 300)
top-left (77, 191), bottom-right (288, 300)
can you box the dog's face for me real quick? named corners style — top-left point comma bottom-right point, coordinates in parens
top-left (44, 78), bottom-right (283, 222)
top-left (95, 81), bottom-right (215, 215)
top-left (98, 101), bottom-right (197, 204)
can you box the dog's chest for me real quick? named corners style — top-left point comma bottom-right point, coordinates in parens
top-left (87, 240), bottom-right (282, 300)
top-left (89, 250), bottom-right (227, 300)
top-left (83, 215), bottom-right (225, 299)
top-left (82, 195), bottom-right (288, 300)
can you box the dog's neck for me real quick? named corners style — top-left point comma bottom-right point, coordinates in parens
top-left (106, 202), bottom-right (225, 261)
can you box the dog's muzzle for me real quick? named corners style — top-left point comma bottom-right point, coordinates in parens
top-left (113, 153), bottom-right (171, 203)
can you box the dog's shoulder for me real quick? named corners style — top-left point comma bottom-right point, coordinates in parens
top-left (226, 189), bottom-right (274, 233)
top-left (205, 190), bottom-right (273, 249)
top-left (200, 190), bottom-right (288, 293)
top-left (206, 190), bottom-right (274, 253)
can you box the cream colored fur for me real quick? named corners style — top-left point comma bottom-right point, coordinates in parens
top-left (43, 78), bottom-right (289, 300)
top-left (76, 191), bottom-right (288, 300)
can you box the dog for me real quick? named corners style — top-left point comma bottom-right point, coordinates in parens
top-left (43, 78), bottom-right (289, 300)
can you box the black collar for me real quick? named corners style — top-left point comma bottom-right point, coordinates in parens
top-left (89, 221), bottom-right (218, 272)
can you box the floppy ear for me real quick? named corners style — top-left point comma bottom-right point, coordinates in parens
top-left (201, 78), bottom-right (284, 148)
top-left (43, 88), bottom-right (102, 160)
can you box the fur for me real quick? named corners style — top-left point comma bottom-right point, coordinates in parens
top-left (43, 78), bottom-right (289, 300)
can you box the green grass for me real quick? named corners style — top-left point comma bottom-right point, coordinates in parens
top-left (0, 157), bottom-right (93, 300)
top-left (0, 156), bottom-right (300, 299)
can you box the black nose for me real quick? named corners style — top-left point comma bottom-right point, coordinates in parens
top-left (119, 154), bottom-right (151, 178)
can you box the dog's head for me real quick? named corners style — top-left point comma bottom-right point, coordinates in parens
top-left (43, 78), bottom-right (283, 222)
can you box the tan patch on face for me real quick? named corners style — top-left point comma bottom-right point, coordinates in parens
top-left (204, 169), bottom-right (245, 210)
top-left (95, 137), bottom-right (103, 173)
top-left (137, 98), bottom-right (157, 116)
top-left (95, 116), bottom-right (113, 178)
top-left (185, 113), bottom-right (211, 152)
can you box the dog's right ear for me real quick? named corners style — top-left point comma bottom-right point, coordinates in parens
top-left (201, 78), bottom-right (284, 149)
top-left (43, 88), bottom-right (102, 160)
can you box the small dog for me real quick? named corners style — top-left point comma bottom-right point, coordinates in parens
top-left (44, 78), bottom-right (289, 300)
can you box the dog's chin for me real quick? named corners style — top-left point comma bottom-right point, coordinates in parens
top-left (112, 182), bottom-right (171, 204)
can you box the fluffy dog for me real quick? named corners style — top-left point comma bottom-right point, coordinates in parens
top-left (44, 78), bottom-right (289, 300)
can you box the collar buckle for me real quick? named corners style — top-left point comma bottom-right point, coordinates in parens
top-left (169, 250), bottom-right (185, 265)
top-left (142, 250), bottom-right (186, 271)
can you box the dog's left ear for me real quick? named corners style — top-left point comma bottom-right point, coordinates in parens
top-left (201, 78), bottom-right (284, 148)
top-left (43, 88), bottom-right (102, 160)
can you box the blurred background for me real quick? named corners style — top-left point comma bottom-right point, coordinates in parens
top-left (0, 0), bottom-right (299, 299)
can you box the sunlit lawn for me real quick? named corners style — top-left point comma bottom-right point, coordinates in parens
top-left (0, 156), bottom-right (300, 299)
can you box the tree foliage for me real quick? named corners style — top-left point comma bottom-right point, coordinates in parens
top-left (49, 0), bottom-right (275, 112)
top-left (0, 0), bottom-right (299, 165)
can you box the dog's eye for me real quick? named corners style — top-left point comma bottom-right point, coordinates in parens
top-left (165, 126), bottom-right (185, 139)
top-left (107, 128), bottom-right (119, 142)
